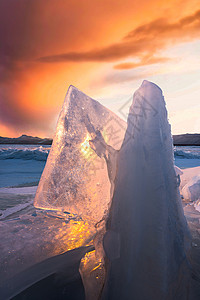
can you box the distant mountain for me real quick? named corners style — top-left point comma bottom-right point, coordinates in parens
top-left (173, 134), bottom-right (200, 146)
top-left (0, 134), bottom-right (52, 145)
top-left (0, 134), bottom-right (199, 146)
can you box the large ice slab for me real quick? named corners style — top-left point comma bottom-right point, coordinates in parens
top-left (0, 210), bottom-right (95, 298)
top-left (34, 86), bottom-right (126, 225)
top-left (101, 80), bottom-right (191, 300)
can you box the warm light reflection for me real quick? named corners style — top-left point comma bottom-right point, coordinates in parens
top-left (54, 219), bottom-right (96, 252)
top-left (55, 125), bottom-right (64, 146)
top-left (81, 250), bottom-right (96, 269)
top-left (80, 249), bottom-right (105, 299)
top-left (102, 129), bottom-right (109, 144)
top-left (80, 133), bottom-right (94, 159)
top-left (80, 250), bottom-right (103, 274)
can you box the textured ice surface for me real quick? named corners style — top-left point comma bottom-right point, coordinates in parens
top-left (0, 87), bottom-right (126, 299)
top-left (34, 86), bottom-right (126, 225)
top-left (174, 165), bottom-right (183, 176)
top-left (0, 82), bottom-right (193, 299)
top-left (182, 175), bottom-right (200, 203)
top-left (181, 174), bottom-right (200, 214)
top-left (101, 80), bottom-right (191, 300)
top-left (179, 167), bottom-right (200, 207)
top-left (0, 210), bottom-right (95, 298)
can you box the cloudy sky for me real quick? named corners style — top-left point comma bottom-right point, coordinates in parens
top-left (0, 0), bottom-right (200, 137)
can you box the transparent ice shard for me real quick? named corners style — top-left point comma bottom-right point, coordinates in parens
top-left (101, 80), bottom-right (191, 300)
top-left (32, 86), bottom-right (127, 300)
top-left (34, 86), bottom-right (126, 226)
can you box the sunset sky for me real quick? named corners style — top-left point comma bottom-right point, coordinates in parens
top-left (0, 0), bottom-right (200, 137)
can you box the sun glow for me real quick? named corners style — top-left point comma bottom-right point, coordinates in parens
top-left (80, 133), bottom-right (94, 159)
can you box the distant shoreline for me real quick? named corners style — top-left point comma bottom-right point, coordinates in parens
top-left (0, 134), bottom-right (200, 146)
top-left (173, 143), bottom-right (200, 146)
top-left (0, 135), bottom-right (52, 145)
top-left (0, 141), bottom-right (53, 145)
top-left (173, 133), bottom-right (200, 146)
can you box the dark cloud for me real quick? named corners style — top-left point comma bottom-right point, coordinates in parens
top-left (125, 9), bottom-right (200, 40)
top-left (37, 39), bottom-right (148, 63)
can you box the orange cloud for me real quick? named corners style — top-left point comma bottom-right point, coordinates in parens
top-left (114, 56), bottom-right (170, 70)
top-left (125, 10), bottom-right (200, 40)
top-left (0, 0), bottom-right (199, 137)
top-left (38, 9), bottom-right (200, 66)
